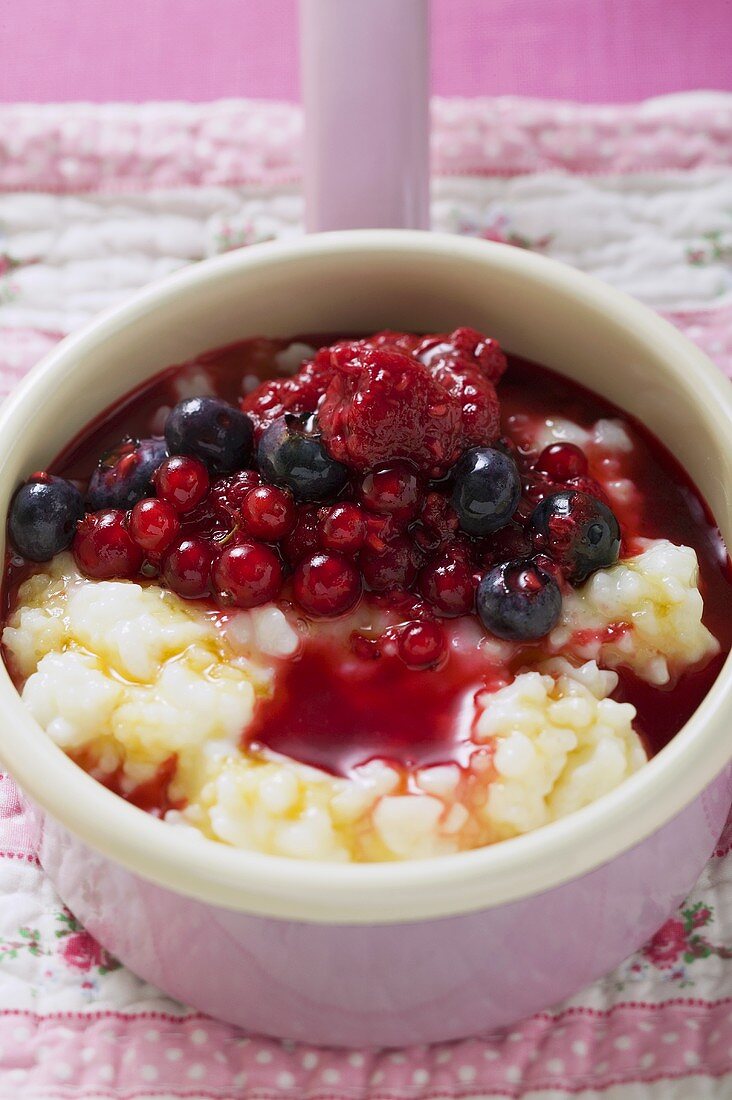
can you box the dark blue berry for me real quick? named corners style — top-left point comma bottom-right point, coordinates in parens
top-left (9, 474), bottom-right (84, 561)
top-left (450, 446), bottom-right (521, 536)
top-left (477, 559), bottom-right (562, 641)
top-left (257, 415), bottom-right (348, 502)
top-left (530, 489), bottom-right (620, 583)
top-left (165, 397), bottom-right (254, 473)
top-left (86, 437), bottom-right (167, 511)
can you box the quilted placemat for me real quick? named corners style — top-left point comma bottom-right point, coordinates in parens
top-left (0, 92), bottom-right (730, 1099)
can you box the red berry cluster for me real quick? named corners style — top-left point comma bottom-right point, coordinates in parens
top-left (243, 327), bottom-right (505, 477)
top-left (73, 454), bottom-right (294, 607)
top-left (69, 331), bottom-right (610, 669)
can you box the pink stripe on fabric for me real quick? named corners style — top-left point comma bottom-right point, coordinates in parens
top-left (0, 1002), bottom-right (729, 1096)
top-left (0, 851), bottom-right (39, 865)
top-left (0, 97), bottom-right (730, 194)
top-left (0, 997), bottom-right (728, 1022)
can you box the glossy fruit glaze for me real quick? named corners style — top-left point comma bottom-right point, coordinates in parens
top-left (3, 337), bottom-right (731, 797)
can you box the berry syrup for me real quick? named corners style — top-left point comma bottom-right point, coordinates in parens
top-left (4, 336), bottom-right (731, 788)
top-left (247, 641), bottom-right (484, 775)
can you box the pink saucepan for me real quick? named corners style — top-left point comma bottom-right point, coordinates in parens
top-left (0, 232), bottom-right (729, 1045)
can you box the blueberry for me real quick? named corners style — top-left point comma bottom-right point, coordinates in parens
top-left (530, 489), bottom-right (620, 583)
top-left (9, 474), bottom-right (84, 561)
top-left (165, 397), bottom-right (254, 473)
top-left (477, 559), bottom-right (562, 641)
top-left (257, 415), bottom-right (348, 502)
top-left (450, 446), bottom-right (521, 536)
top-left (86, 437), bottom-right (167, 511)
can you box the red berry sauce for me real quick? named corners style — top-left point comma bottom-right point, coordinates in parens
top-left (4, 332), bottom-right (732, 809)
top-left (246, 640), bottom-right (481, 775)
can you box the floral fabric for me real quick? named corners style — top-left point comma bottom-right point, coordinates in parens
top-left (0, 93), bottom-right (729, 1098)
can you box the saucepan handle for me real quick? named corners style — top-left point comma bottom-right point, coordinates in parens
top-left (301, 0), bottom-right (430, 232)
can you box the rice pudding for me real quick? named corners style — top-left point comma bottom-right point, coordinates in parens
top-left (3, 330), bottom-right (730, 861)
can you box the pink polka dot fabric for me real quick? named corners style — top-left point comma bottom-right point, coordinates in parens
top-left (0, 94), bottom-right (729, 1097)
top-left (0, 1001), bottom-right (730, 1096)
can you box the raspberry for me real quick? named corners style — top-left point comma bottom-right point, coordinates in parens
top-left (245, 330), bottom-right (505, 478)
top-left (211, 470), bottom-right (261, 513)
top-left (367, 330), bottom-right (424, 357)
top-left (418, 327), bottom-right (507, 384)
top-left (240, 351), bottom-right (336, 437)
top-left (375, 327), bottom-right (507, 386)
top-left (318, 345), bottom-right (465, 476)
top-left (372, 327), bottom-right (505, 446)
top-left (416, 329), bottom-right (504, 447)
top-left (430, 361), bottom-right (501, 451)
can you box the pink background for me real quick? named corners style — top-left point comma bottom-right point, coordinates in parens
top-left (1, 0), bottom-right (731, 104)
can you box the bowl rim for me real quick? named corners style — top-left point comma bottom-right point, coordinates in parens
top-left (0, 229), bottom-right (730, 925)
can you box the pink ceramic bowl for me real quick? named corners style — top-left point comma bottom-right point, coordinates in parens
top-left (0, 232), bottom-right (730, 1047)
